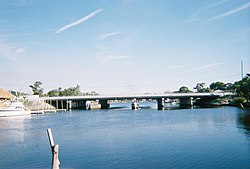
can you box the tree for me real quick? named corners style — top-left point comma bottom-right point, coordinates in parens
top-left (62, 85), bottom-right (82, 96)
top-left (234, 74), bottom-right (250, 101)
top-left (47, 87), bottom-right (64, 97)
top-left (58, 87), bottom-right (63, 96)
top-left (226, 83), bottom-right (235, 92)
top-left (194, 83), bottom-right (211, 93)
top-left (178, 86), bottom-right (193, 93)
top-left (10, 90), bottom-right (27, 96)
top-left (210, 81), bottom-right (227, 91)
top-left (47, 89), bottom-right (59, 97)
top-left (47, 85), bottom-right (82, 97)
top-left (29, 81), bottom-right (43, 96)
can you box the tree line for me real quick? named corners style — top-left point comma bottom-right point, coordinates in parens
top-left (11, 73), bottom-right (249, 104)
top-left (176, 73), bottom-right (250, 103)
top-left (28, 82), bottom-right (98, 97)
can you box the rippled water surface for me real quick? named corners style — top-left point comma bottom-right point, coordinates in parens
top-left (0, 104), bottom-right (250, 169)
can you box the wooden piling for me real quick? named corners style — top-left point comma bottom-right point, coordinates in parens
top-left (52, 145), bottom-right (60, 169)
top-left (47, 128), bottom-right (60, 169)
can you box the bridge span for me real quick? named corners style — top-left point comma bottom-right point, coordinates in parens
top-left (42, 93), bottom-right (232, 110)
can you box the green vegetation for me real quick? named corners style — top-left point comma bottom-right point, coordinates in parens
top-left (46, 85), bottom-right (99, 97)
top-left (29, 81), bottom-right (43, 96)
top-left (210, 81), bottom-right (227, 91)
top-left (193, 83), bottom-right (211, 93)
top-left (209, 81), bottom-right (234, 92)
top-left (22, 74), bottom-right (250, 107)
top-left (47, 85), bottom-right (82, 97)
top-left (10, 91), bottom-right (27, 97)
top-left (28, 81), bottom-right (99, 97)
top-left (177, 86), bottom-right (193, 93)
top-left (234, 74), bottom-right (250, 102)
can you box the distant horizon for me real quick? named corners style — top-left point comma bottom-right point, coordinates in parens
top-left (1, 0), bottom-right (249, 95)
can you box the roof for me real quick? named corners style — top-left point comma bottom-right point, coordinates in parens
top-left (0, 88), bottom-right (14, 99)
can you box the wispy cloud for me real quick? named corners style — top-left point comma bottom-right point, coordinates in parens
top-left (203, 2), bottom-right (250, 24)
top-left (13, 48), bottom-right (25, 56)
top-left (182, 18), bottom-right (199, 25)
top-left (0, 39), bottom-right (25, 61)
top-left (55, 9), bottom-right (103, 33)
top-left (209, 0), bottom-right (231, 9)
top-left (180, 63), bottom-right (222, 73)
top-left (96, 31), bottom-right (123, 41)
top-left (97, 54), bottom-right (130, 62)
top-left (182, 0), bottom-right (230, 25)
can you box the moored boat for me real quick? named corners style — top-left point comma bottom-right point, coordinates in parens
top-left (0, 101), bottom-right (31, 117)
top-left (131, 100), bottom-right (140, 110)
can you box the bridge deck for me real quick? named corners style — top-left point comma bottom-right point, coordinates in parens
top-left (42, 93), bottom-right (231, 101)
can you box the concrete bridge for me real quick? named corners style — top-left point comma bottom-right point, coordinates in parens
top-left (42, 92), bottom-right (233, 110)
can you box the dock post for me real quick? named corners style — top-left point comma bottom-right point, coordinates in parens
top-left (47, 128), bottom-right (60, 169)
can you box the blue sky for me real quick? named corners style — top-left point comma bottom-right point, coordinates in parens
top-left (0, 0), bottom-right (249, 95)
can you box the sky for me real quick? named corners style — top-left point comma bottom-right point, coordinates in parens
top-left (0, 0), bottom-right (249, 95)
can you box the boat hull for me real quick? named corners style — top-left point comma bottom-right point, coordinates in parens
top-left (0, 110), bottom-right (31, 117)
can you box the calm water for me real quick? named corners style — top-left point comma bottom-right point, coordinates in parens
top-left (0, 103), bottom-right (250, 169)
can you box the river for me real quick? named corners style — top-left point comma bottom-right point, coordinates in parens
top-left (0, 102), bottom-right (250, 169)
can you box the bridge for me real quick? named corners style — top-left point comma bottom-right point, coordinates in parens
top-left (42, 92), bottom-right (233, 110)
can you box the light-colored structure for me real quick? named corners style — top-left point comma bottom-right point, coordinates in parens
top-left (42, 93), bottom-right (233, 110)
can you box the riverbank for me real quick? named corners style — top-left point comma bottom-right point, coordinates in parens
top-left (212, 97), bottom-right (250, 108)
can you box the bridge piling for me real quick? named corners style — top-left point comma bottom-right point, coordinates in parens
top-left (42, 93), bottom-right (230, 110)
top-left (157, 98), bottom-right (165, 110)
top-left (99, 99), bottom-right (110, 109)
top-left (180, 97), bottom-right (193, 106)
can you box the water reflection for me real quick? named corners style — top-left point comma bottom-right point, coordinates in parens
top-left (0, 115), bottom-right (31, 142)
top-left (110, 101), bottom-right (219, 111)
top-left (1, 106), bottom-right (250, 168)
top-left (237, 108), bottom-right (250, 138)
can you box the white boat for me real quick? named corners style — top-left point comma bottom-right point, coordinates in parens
top-left (131, 101), bottom-right (140, 110)
top-left (0, 101), bottom-right (31, 117)
top-left (171, 100), bottom-right (177, 105)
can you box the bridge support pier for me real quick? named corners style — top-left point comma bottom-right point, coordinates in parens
top-left (195, 98), bottom-right (215, 106)
top-left (66, 100), bottom-right (72, 110)
top-left (157, 98), bottom-right (165, 110)
top-left (74, 100), bottom-right (86, 109)
top-left (180, 97), bottom-right (193, 106)
top-left (99, 99), bottom-right (110, 109)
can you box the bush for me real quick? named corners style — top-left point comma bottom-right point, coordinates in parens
top-left (232, 97), bottom-right (246, 104)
